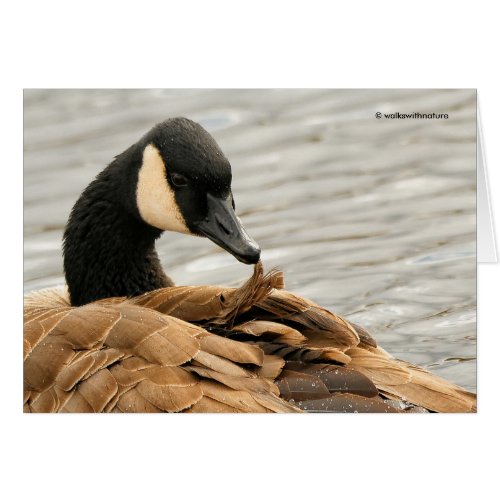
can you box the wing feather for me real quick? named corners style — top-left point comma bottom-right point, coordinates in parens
top-left (24, 263), bottom-right (476, 413)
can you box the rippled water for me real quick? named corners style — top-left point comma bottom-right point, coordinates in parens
top-left (23, 89), bottom-right (477, 391)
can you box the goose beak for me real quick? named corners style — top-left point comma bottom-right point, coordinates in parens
top-left (193, 193), bottom-right (261, 264)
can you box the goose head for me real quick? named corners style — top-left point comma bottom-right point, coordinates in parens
top-left (134, 117), bottom-right (261, 264)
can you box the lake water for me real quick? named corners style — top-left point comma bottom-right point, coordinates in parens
top-left (23, 89), bottom-right (477, 391)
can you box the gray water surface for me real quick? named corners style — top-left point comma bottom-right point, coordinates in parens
top-left (23, 89), bottom-right (477, 391)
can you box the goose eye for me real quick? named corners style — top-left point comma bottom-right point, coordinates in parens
top-left (171, 173), bottom-right (188, 187)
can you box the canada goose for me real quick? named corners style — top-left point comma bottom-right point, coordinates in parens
top-left (24, 117), bottom-right (477, 413)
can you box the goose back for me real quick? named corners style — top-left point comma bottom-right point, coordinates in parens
top-left (24, 264), bottom-right (476, 413)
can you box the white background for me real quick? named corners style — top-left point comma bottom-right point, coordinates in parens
top-left (2, 1), bottom-right (498, 499)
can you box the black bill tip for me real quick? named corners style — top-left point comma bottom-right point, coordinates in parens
top-left (234, 237), bottom-right (261, 264)
top-left (193, 193), bottom-right (261, 265)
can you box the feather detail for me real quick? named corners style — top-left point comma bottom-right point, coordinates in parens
top-left (197, 331), bottom-right (264, 366)
top-left (24, 263), bottom-right (476, 413)
top-left (232, 320), bottom-right (306, 345)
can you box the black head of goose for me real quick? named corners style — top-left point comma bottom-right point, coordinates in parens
top-left (24, 118), bottom-right (477, 413)
top-left (63, 117), bottom-right (260, 306)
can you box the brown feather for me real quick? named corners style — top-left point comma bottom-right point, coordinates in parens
top-left (197, 331), bottom-right (264, 366)
top-left (199, 380), bottom-right (271, 413)
top-left (186, 396), bottom-right (241, 413)
top-left (193, 351), bottom-right (256, 378)
top-left (285, 362), bottom-right (379, 398)
top-left (24, 262), bottom-right (476, 413)
top-left (29, 389), bottom-right (58, 413)
top-left (77, 369), bottom-right (118, 413)
top-left (276, 369), bottom-right (331, 402)
top-left (378, 363), bottom-right (477, 413)
top-left (346, 347), bottom-right (413, 386)
top-left (61, 390), bottom-right (95, 413)
top-left (116, 388), bottom-right (163, 413)
top-left (296, 393), bottom-right (404, 413)
top-left (131, 262), bottom-right (283, 325)
top-left (232, 320), bottom-right (306, 345)
top-left (136, 379), bottom-right (202, 412)
top-left (350, 322), bottom-right (378, 348)
top-left (255, 291), bottom-right (360, 351)
top-left (257, 355), bottom-right (286, 379)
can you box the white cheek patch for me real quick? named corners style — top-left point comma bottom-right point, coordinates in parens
top-left (136, 144), bottom-right (192, 234)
